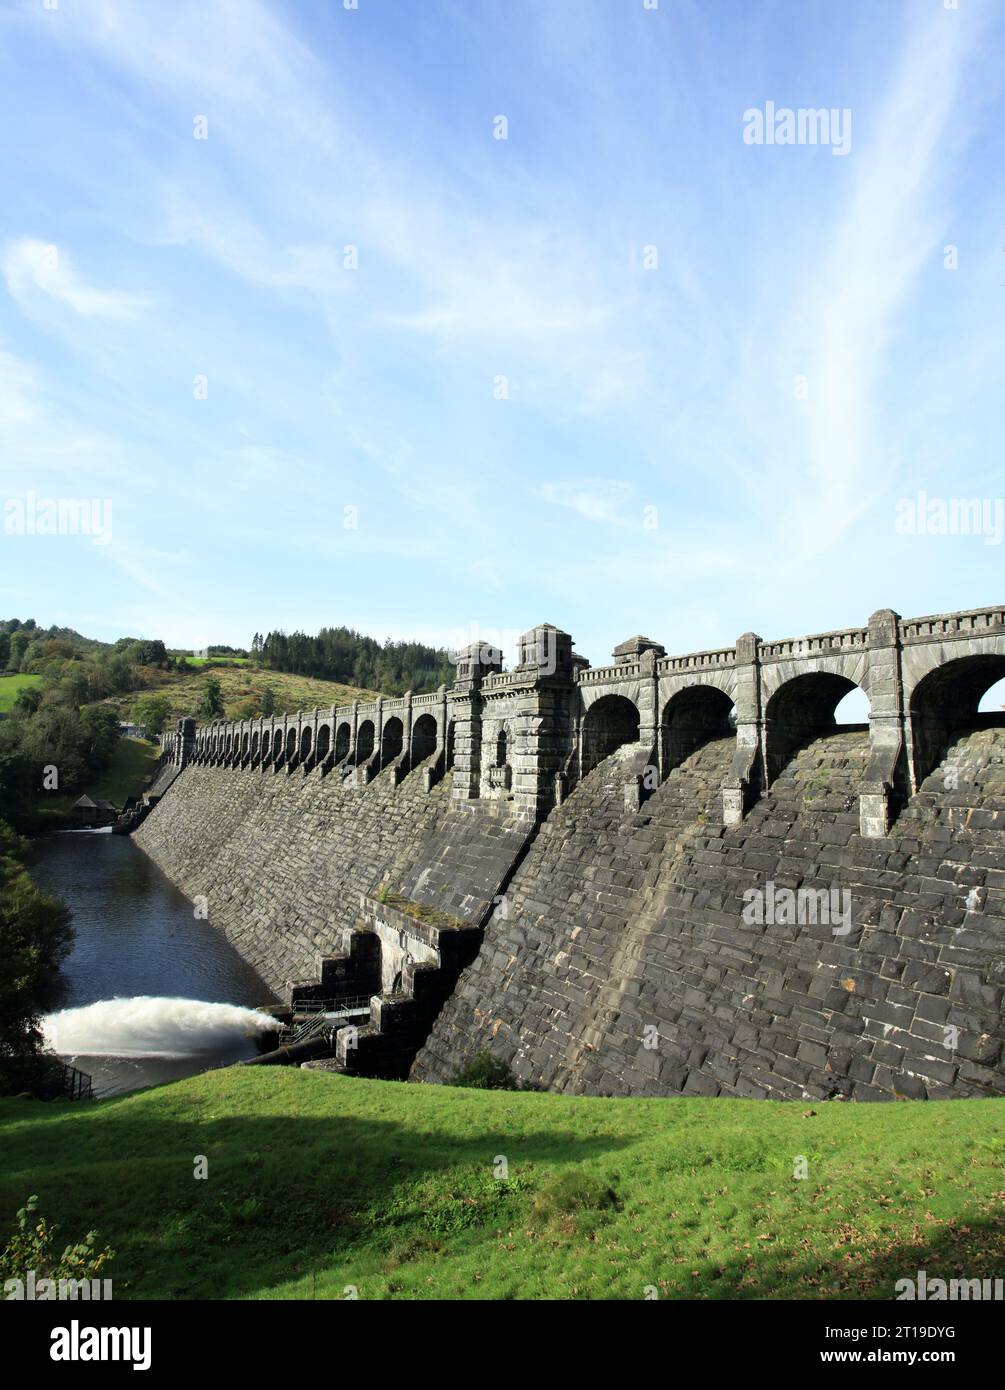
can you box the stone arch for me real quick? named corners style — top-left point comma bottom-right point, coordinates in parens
top-left (240, 732), bottom-right (250, 759)
top-left (909, 653), bottom-right (1005, 787)
top-left (272, 728), bottom-right (284, 759)
top-left (381, 716), bottom-right (404, 767)
top-left (764, 671), bottom-right (868, 783)
top-left (410, 712), bottom-right (438, 764)
top-left (285, 727), bottom-right (297, 758)
top-left (299, 726), bottom-right (312, 761)
top-left (356, 719), bottom-right (375, 763)
top-left (251, 732), bottom-right (260, 759)
top-left (334, 721), bottom-right (351, 762)
top-left (315, 724), bottom-right (331, 761)
top-left (495, 726), bottom-right (509, 767)
top-left (661, 684), bottom-right (735, 775)
top-left (581, 694), bottom-right (641, 775)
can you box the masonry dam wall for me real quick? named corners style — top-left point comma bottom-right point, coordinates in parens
top-left (135, 606), bottom-right (1005, 1099)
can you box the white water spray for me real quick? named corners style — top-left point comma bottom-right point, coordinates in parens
top-left (41, 997), bottom-right (283, 1059)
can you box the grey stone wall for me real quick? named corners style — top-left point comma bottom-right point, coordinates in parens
top-left (413, 725), bottom-right (1005, 1100)
top-left (133, 756), bottom-right (527, 1000)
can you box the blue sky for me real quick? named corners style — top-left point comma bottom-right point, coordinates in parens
top-left (0, 0), bottom-right (1002, 676)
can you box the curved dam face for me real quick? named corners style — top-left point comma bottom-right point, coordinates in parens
top-left (415, 726), bottom-right (1005, 1099)
top-left (133, 724), bottom-right (1005, 1102)
top-left (134, 607), bottom-right (1005, 1101)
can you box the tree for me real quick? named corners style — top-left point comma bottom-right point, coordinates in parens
top-left (130, 694), bottom-right (172, 737)
top-left (78, 706), bottom-right (120, 774)
top-left (8, 631), bottom-right (29, 670)
top-left (199, 676), bottom-right (224, 720)
top-left (0, 820), bottom-right (74, 1096)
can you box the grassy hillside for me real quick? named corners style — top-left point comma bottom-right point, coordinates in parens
top-left (0, 672), bottom-right (43, 712)
top-left (1, 1068), bottom-right (1002, 1301)
top-left (100, 665), bottom-right (376, 724)
top-left (184, 656), bottom-right (250, 667)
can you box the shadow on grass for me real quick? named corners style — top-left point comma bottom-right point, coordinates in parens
top-left (649, 1214), bottom-right (1005, 1301)
top-left (0, 1107), bottom-right (634, 1300)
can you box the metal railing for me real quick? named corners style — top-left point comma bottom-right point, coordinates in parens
top-left (292, 995), bottom-right (372, 1018)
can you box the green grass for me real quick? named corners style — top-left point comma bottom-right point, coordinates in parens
top-left (184, 656), bottom-right (250, 667)
top-left (0, 672), bottom-right (42, 712)
top-left (35, 736), bottom-right (161, 825)
top-left (2, 1068), bottom-right (1002, 1301)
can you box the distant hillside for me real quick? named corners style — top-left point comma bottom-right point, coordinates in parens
top-left (99, 664), bottom-right (377, 725)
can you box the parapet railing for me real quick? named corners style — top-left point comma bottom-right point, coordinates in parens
top-left (900, 607), bottom-right (1005, 642)
top-left (175, 604), bottom-right (1004, 749)
top-left (757, 628), bottom-right (869, 661)
top-left (657, 647), bottom-right (736, 673)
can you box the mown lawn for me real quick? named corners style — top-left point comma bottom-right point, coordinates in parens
top-left (1, 1068), bottom-right (1002, 1301)
top-left (0, 672), bottom-right (42, 712)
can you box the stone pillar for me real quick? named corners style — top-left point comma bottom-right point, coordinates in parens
top-left (639, 647), bottom-right (661, 779)
top-left (176, 717), bottom-right (197, 769)
top-left (449, 643), bottom-right (502, 801)
top-left (403, 691), bottom-right (413, 769)
top-left (723, 632), bottom-right (762, 826)
top-left (861, 608), bottom-right (906, 837)
top-left (509, 624), bottom-right (577, 821)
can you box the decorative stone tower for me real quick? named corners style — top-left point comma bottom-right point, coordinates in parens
top-left (449, 640), bottom-right (503, 801)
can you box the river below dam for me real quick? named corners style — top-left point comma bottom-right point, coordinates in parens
top-left (29, 830), bottom-right (280, 1096)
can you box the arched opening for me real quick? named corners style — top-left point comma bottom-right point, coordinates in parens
top-left (315, 725), bottom-right (331, 762)
top-left (240, 733), bottom-right (250, 759)
top-left (581, 694), bottom-right (641, 775)
top-left (661, 685), bottom-right (735, 775)
top-left (334, 722), bottom-right (351, 762)
top-left (410, 713), bottom-right (438, 764)
top-left (446, 720), bottom-right (456, 770)
top-left (356, 719), bottom-right (375, 763)
top-left (251, 732), bottom-right (260, 759)
top-left (285, 727), bottom-right (297, 758)
top-left (271, 729), bottom-right (283, 759)
top-left (300, 727), bottom-right (312, 761)
top-left (910, 654), bottom-right (1005, 787)
top-left (764, 672), bottom-right (866, 783)
top-left (495, 728), bottom-right (508, 767)
top-left (381, 717), bottom-right (403, 767)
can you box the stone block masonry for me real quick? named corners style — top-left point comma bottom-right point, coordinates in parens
top-left (137, 605), bottom-right (1005, 1096)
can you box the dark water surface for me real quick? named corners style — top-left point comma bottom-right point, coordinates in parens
top-left (30, 830), bottom-right (277, 1094)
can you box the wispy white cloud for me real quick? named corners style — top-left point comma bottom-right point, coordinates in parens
top-left (2, 237), bottom-right (151, 319)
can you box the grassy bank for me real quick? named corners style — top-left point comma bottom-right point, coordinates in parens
top-left (34, 735), bottom-right (161, 827)
top-left (1, 1067), bottom-right (1002, 1300)
top-left (0, 672), bottom-right (43, 712)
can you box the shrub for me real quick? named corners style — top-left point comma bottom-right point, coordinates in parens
top-left (0, 1195), bottom-right (114, 1287)
top-left (450, 1050), bottom-right (523, 1091)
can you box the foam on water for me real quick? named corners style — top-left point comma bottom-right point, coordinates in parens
top-left (41, 996), bottom-right (283, 1059)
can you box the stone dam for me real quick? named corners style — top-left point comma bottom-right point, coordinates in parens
top-left (132, 605), bottom-right (1005, 1100)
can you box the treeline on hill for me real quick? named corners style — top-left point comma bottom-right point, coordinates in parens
top-left (254, 627), bottom-right (454, 694)
top-left (0, 618), bottom-right (179, 832)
